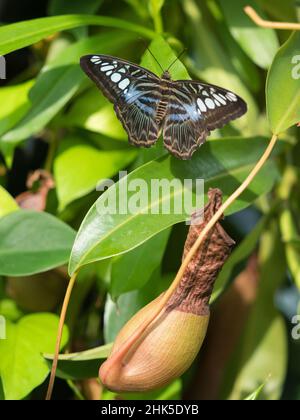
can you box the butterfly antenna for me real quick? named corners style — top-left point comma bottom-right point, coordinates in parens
top-left (167, 48), bottom-right (187, 71)
top-left (146, 47), bottom-right (165, 73)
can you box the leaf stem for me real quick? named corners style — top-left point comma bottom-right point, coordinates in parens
top-left (153, 13), bottom-right (163, 34)
top-left (244, 6), bottom-right (300, 30)
top-left (44, 131), bottom-right (58, 172)
top-left (45, 270), bottom-right (78, 400)
top-left (102, 134), bottom-right (279, 367)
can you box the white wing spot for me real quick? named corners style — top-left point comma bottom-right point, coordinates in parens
top-left (118, 78), bottom-right (130, 90)
top-left (205, 98), bottom-right (215, 109)
top-left (111, 73), bottom-right (122, 83)
top-left (214, 94), bottom-right (226, 105)
top-left (197, 98), bottom-right (207, 112)
top-left (101, 65), bottom-right (114, 72)
top-left (91, 56), bottom-right (101, 63)
top-left (119, 68), bottom-right (126, 73)
top-left (202, 91), bottom-right (209, 96)
top-left (106, 70), bottom-right (113, 76)
top-left (226, 92), bottom-right (238, 102)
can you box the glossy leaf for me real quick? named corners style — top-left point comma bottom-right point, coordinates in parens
top-left (44, 343), bottom-right (112, 380)
top-left (0, 210), bottom-right (76, 276)
top-left (54, 136), bottom-right (137, 211)
top-left (0, 186), bottom-right (18, 218)
top-left (0, 313), bottom-right (68, 400)
top-left (69, 137), bottom-right (284, 275)
top-left (218, 0), bottom-right (279, 69)
top-left (0, 14), bottom-right (155, 56)
top-left (110, 228), bottom-right (170, 300)
top-left (267, 32), bottom-right (300, 134)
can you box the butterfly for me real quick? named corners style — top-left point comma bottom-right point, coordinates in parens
top-left (80, 54), bottom-right (247, 160)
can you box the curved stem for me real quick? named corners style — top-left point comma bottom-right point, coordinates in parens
top-left (244, 6), bottom-right (300, 30)
top-left (46, 271), bottom-right (78, 400)
top-left (105, 134), bottom-right (279, 364)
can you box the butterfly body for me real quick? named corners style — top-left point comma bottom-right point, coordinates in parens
top-left (80, 54), bottom-right (247, 159)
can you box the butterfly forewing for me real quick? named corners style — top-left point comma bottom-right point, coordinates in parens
top-left (80, 55), bottom-right (162, 147)
top-left (80, 54), bottom-right (247, 159)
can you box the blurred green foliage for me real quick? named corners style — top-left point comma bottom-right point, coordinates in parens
top-left (0, 0), bottom-right (299, 401)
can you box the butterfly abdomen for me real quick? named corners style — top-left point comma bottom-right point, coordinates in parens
top-left (155, 99), bottom-right (168, 124)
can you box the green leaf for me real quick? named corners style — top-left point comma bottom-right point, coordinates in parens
top-left (141, 35), bottom-right (190, 79)
top-left (0, 313), bottom-right (68, 400)
top-left (104, 379), bottom-right (182, 400)
top-left (121, 379), bottom-right (182, 400)
top-left (218, 0), bottom-right (279, 69)
top-left (2, 65), bottom-right (83, 143)
top-left (0, 80), bottom-right (34, 138)
top-left (110, 228), bottom-right (170, 300)
top-left (44, 343), bottom-right (112, 380)
top-left (64, 88), bottom-right (127, 140)
top-left (244, 383), bottom-right (265, 400)
top-left (222, 222), bottom-right (287, 400)
top-left (0, 14), bottom-right (155, 56)
top-left (1, 31), bottom-right (135, 143)
top-left (0, 186), bottom-right (18, 218)
top-left (54, 136), bottom-right (137, 211)
top-left (49, 0), bottom-right (104, 39)
top-left (69, 136), bottom-right (283, 275)
top-left (0, 210), bottom-right (76, 276)
top-left (267, 32), bottom-right (300, 134)
top-left (279, 207), bottom-right (300, 289)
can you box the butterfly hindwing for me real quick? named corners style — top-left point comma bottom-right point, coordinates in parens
top-left (80, 55), bottom-right (162, 147)
top-left (163, 80), bottom-right (247, 159)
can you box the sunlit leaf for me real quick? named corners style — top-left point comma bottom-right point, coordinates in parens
top-left (0, 186), bottom-right (18, 218)
top-left (0, 14), bottom-right (155, 56)
top-left (54, 136), bottom-right (137, 211)
top-left (0, 313), bottom-right (68, 400)
top-left (218, 0), bottom-right (279, 69)
top-left (267, 32), bottom-right (300, 134)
